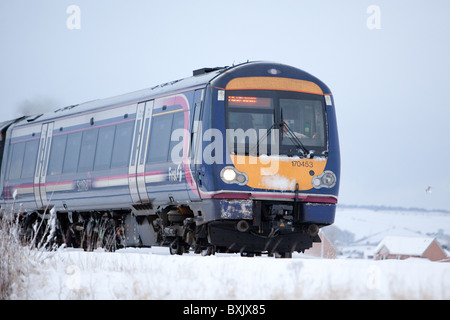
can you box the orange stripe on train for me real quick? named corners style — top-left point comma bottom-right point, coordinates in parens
top-left (225, 77), bottom-right (324, 95)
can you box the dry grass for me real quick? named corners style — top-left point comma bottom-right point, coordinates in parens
top-left (0, 214), bottom-right (29, 299)
top-left (0, 208), bottom-right (50, 299)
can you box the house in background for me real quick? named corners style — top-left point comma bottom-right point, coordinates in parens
top-left (304, 231), bottom-right (337, 259)
top-left (374, 236), bottom-right (447, 261)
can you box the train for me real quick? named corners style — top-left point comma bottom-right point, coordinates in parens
top-left (0, 61), bottom-right (340, 257)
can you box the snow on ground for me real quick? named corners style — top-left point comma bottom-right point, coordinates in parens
top-left (15, 246), bottom-right (450, 300)
top-left (10, 206), bottom-right (450, 300)
top-left (328, 206), bottom-right (450, 258)
top-left (333, 207), bottom-right (450, 244)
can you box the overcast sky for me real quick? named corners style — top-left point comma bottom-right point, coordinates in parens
top-left (1, 0), bottom-right (449, 210)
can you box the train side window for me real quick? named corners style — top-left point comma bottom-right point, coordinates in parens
top-left (47, 135), bottom-right (67, 176)
top-left (94, 125), bottom-right (116, 171)
top-left (21, 140), bottom-right (39, 178)
top-left (78, 128), bottom-right (99, 172)
top-left (111, 121), bottom-right (134, 168)
top-left (147, 113), bottom-right (173, 163)
top-left (168, 111), bottom-right (184, 164)
top-left (0, 135), bottom-right (3, 171)
top-left (63, 132), bottom-right (82, 174)
top-left (8, 142), bottom-right (26, 179)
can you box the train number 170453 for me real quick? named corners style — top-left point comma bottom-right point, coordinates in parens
top-left (291, 160), bottom-right (313, 168)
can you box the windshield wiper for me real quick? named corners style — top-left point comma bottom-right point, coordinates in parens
top-left (249, 121), bottom-right (310, 157)
top-left (280, 122), bottom-right (310, 157)
top-left (249, 122), bottom-right (277, 156)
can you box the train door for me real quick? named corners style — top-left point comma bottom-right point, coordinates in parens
top-left (34, 122), bottom-right (54, 209)
top-left (0, 120), bottom-right (16, 175)
top-left (188, 89), bottom-right (204, 201)
top-left (128, 101), bottom-right (153, 203)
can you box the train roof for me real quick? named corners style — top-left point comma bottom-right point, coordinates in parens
top-left (17, 67), bottom-right (226, 126)
top-left (12, 61), bottom-right (331, 127)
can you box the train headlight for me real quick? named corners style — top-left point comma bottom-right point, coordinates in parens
top-left (312, 170), bottom-right (336, 189)
top-left (312, 176), bottom-right (322, 188)
top-left (321, 171), bottom-right (336, 187)
top-left (221, 168), bottom-right (236, 182)
top-left (220, 166), bottom-right (248, 186)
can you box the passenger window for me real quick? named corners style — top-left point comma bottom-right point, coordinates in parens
top-left (130, 120), bottom-right (141, 167)
top-left (8, 142), bottom-right (26, 179)
top-left (63, 132), bottom-right (82, 174)
top-left (147, 114), bottom-right (173, 163)
top-left (20, 140), bottom-right (39, 179)
top-left (168, 112), bottom-right (185, 164)
top-left (47, 135), bottom-right (67, 176)
top-left (78, 129), bottom-right (99, 172)
top-left (94, 125), bottom-right (116, 171)
top-left (139, 118), bottom-right (150, 165)
top-left (111, 121), bottom-right (134, 168)
top-left (0, 133), bottom-right (5, 171)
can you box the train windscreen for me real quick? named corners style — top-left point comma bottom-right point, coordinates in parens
top-left (226, 90), bottom-right (327, 157)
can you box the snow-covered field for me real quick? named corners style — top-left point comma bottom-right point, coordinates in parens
top-left (13, 246), bottom-right (449, 300)
top-left (330, 206), bottom-right (450, 258)
top-left (333, 206), bottom-right (450, 244)
top-left (7, 206), bottom-right (450, 300)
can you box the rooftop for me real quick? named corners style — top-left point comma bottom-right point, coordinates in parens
top-left (374, 236), bottom-right (436, 256)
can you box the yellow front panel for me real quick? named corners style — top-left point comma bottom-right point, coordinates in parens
top-left (230, 155), bottom-right (327, 191)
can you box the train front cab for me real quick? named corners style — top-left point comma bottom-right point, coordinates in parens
top-left (198, 63), bottom-right (340, 256)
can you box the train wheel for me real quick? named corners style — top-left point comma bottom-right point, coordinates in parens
top-left (200, 246), bottom-right (215, 256)
top-left (240, 251), bottom-right (255, 257)
top-left (274, 252), bottom-right (293, 259)
top-left (169, 238), bottom-right (184, 255)
top-left (19, 212), bottom-right (38, 245)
